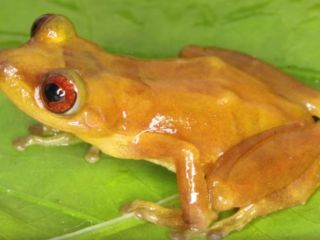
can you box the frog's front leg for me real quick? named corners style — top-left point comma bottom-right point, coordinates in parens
top-left (123, 133), bottom-right (216, 233)
top-left (13, 124), bottom-right (81, 151)
top-left (27, 123), bottom-right (60, 136)
top-left (13, 123), bottom-right (101, 163)
top-left (85, 145), bottom-right (101, 163)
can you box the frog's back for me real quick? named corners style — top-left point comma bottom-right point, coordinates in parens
top-left (61, 39), bottom-right (312, 165)
top-left (110, 55), bottom-right (313, 165)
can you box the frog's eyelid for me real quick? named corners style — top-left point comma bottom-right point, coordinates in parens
top-left (30, 14), bottom-right (54, 38)
top-left (30, 14), bottom-right (77, 44)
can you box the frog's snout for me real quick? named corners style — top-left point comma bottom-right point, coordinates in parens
top-left (0, 62), bottom-right (16, 80)
top-left (0, 60), bottom-right (20, 92)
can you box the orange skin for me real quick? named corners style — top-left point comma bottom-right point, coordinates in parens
top-left (1, 14), bottom-right (320, 239)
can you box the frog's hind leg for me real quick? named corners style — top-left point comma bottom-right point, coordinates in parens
top-left (179, 45), bottom-right (320, 117)
top-left (207, 156), bottom-right (320, 240)
top-left (203, 123), bottom-right (320, 239)
top-left (180, 160), bottom-right (320, 240)
top-left (13, 123), bottom-right (101, 163)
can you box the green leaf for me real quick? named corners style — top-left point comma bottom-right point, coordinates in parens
top-left (1, 0), bottom-right (320, 239)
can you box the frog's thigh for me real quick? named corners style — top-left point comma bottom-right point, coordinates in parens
top-left (207, 157), bottom-right (320, 240)
top-left (125, 133), bottom-right (215, 230)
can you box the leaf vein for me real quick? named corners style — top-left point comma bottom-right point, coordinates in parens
top-left (0, 185), bottom-right (101, 224)
top-left (49, 194), bottom-right (178, 240)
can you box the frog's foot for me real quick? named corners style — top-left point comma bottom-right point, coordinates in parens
top-left (168, 211), bottom-right (246, 240)
top-left (85, 145), bottom-right (101, 163)
top-left (170, 229), bottom-right (207, 240)
top-left (122, 200), bottom-right (216, 240)
top-left (121, 200), bottom-right (186, 229)
top-left (205, 206), bottom-right (255, 240)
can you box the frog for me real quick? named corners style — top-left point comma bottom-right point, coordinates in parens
top-left (1, 14), bottom-right (320, 239)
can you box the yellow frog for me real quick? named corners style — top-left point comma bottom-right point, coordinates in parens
top-left (1, 14), bottom-right (320, 239)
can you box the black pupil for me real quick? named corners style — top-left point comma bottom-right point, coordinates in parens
top-left (44, 83), bottom-right (65, 102)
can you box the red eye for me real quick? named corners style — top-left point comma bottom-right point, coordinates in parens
top-left (41, 73), bottom-right (77, 114)
top-left (31, 14), bottom-right (54, 37)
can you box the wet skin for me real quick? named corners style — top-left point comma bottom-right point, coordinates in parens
top-left (1, 14), bottom-right (320, 239)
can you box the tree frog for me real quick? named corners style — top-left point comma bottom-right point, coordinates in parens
top-left (1, 14), bottom-right (320, 239)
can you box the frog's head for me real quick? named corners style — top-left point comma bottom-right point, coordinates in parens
top-left (0, 14), bottom-right (123, 138)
